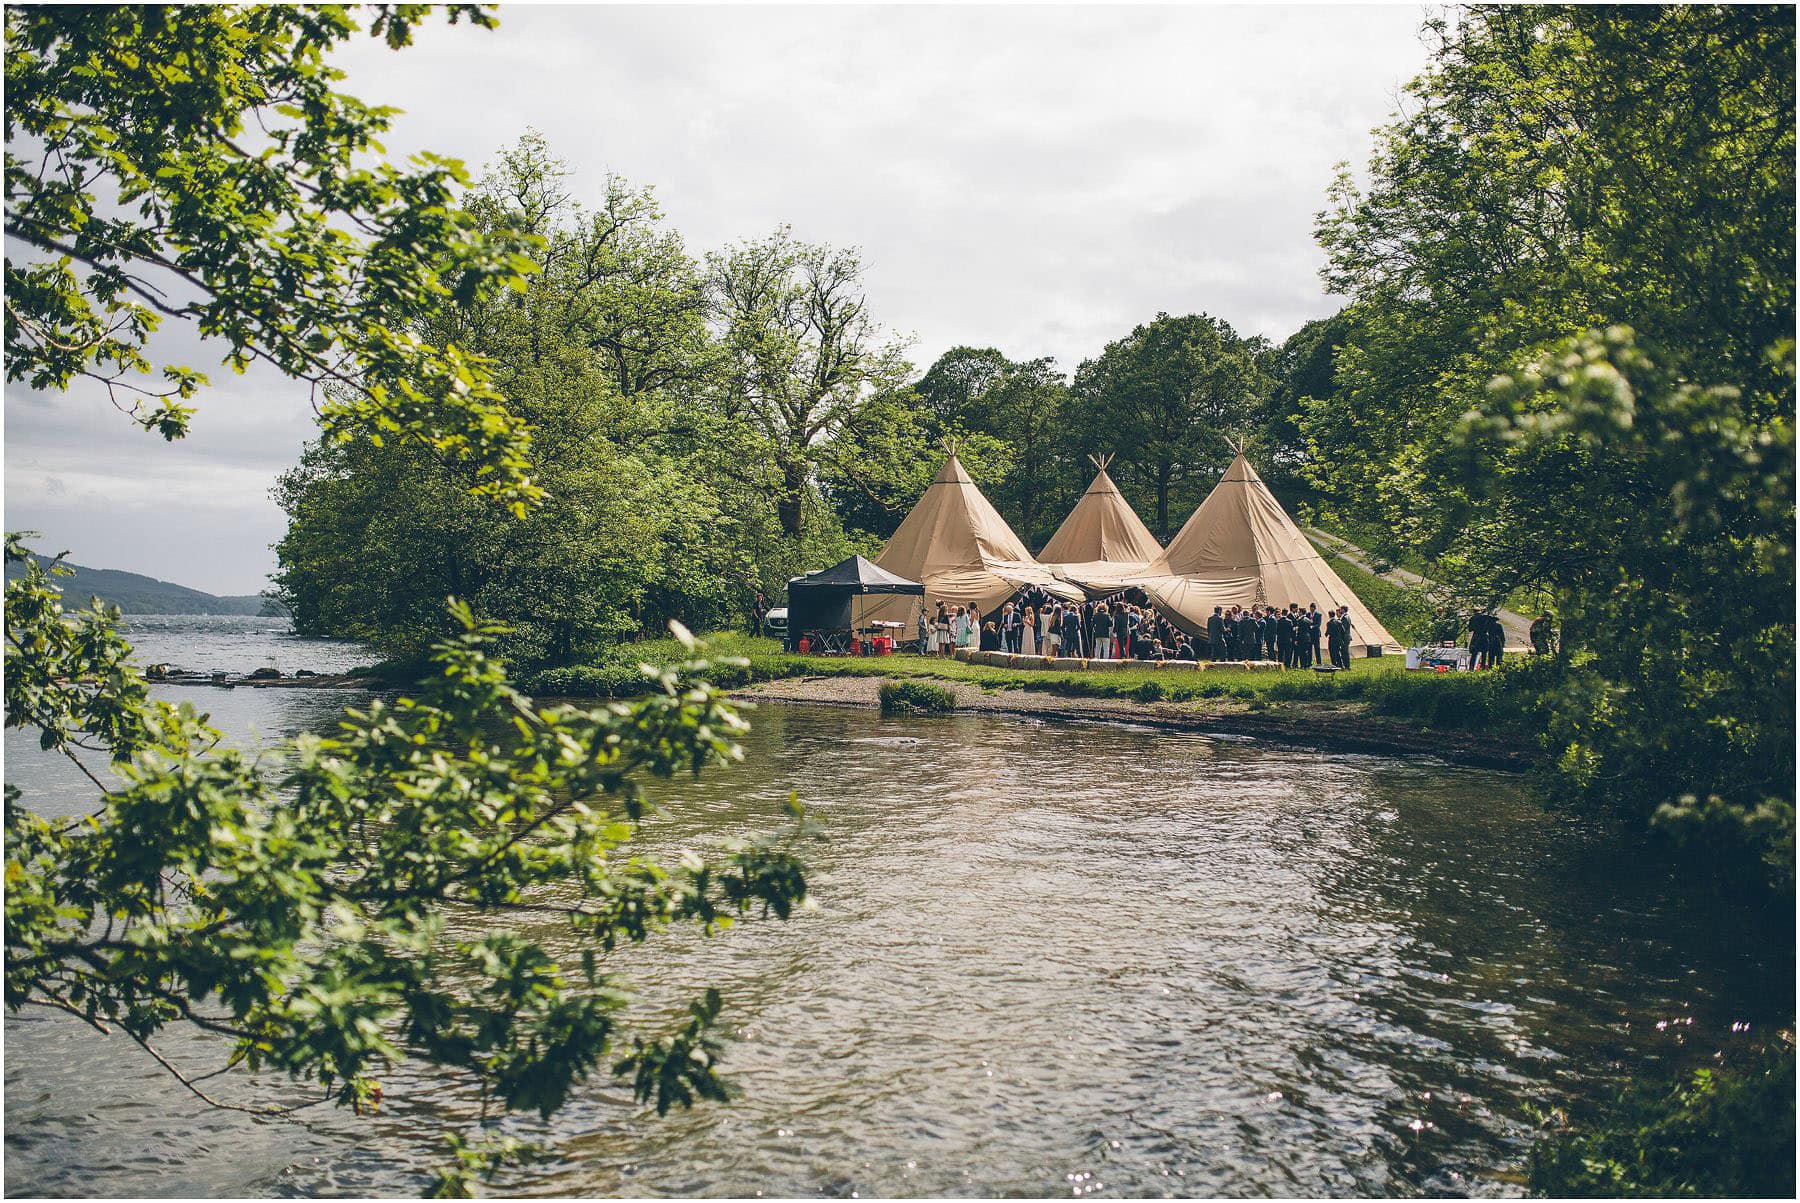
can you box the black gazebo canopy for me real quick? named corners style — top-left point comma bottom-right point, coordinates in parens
top-left (784, 555), bottom-right (924, 650)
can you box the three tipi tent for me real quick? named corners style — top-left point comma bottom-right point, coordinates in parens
top-left (863, 446), bottom-right (1083, 626)
top-left (1130, 448), bottom-right (1399, 655)
top-left (1038, 454), bottom-right (1163, 590)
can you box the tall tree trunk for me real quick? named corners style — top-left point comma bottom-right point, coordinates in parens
top-left (777, 455), bottom-right (808, 537)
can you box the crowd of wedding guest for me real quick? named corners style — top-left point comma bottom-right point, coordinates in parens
top-left (916, 588), bottom-right (1358, 669)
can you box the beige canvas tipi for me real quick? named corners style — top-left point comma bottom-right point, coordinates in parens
top-left (1038, 455), bottom-right (1163, 590)
top-left (863, 445), bottom-right (1083, 627)
top-left (1131, 446), bottom-right (1399, 654)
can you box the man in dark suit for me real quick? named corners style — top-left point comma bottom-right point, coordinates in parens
top-left (1276, 608), bottom-right (1295, 668)
top-left (1060, 604), bottom-right (1083, 658)
top-left (1467, 611), bottom-right (1489, 668)
top-left (1207, 606), bottom-right (1225, 661)
top-left (1263, 608), bottom-right (1279, 661)
top-left (1307, 603), bottom-right (1323, 666)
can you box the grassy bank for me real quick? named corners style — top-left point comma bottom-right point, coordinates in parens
top-left (525, 633), bottom-right (1551, 738)
top-left (1323, 552), bottom-right (1440, 645)
top-left (1313, 519), bottom-right (1554, 621)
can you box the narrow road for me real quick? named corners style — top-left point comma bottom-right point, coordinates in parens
top-left (1305, 527), bottom-right (1533, 650)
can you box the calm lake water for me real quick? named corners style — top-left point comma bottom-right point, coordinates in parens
top-left (3, 620), bottom-right (1789, 1197)
top-left (117, 613), bottom-right (376, 676)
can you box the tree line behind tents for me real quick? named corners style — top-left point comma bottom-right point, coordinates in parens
top-left (275, 134), bottom-right (1310, 671)
top-left (276, 9), bottom-right (1793, 904)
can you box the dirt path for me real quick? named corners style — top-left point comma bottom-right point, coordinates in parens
top-left (736, 675), bottom-right (1535, 772)
top-left (1305, 527), bottom-right (1533, 649)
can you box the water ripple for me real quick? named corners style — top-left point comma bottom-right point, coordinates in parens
top-left (6, 699), bottom-right (1791, 1197)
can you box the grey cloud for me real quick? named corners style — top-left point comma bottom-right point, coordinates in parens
top-left (5, 4), bottom-right (1434, 594)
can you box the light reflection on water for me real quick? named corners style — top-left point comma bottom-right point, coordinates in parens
top-left (3, 686), bottom-right (1789, 1198)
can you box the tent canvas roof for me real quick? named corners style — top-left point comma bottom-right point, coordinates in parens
top-left (1131, 451), bottom-right (1400, 653)
top-left (1038, 457), bottom-right (1163, 569)
top-left (865, 451), bottom-right (1082, 621)
top-left (788, 554), bottom-right (923, 595)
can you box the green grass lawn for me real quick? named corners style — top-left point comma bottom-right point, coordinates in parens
top-left (527, 630), bottom-right (1550, 737)
top-left (1312, 516), bottom-right (1435, 578)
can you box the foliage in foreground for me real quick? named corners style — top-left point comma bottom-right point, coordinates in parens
top-left (1469, 333), bottom-right (1795, 891)
top-left (4, 543), bottom-right (811, 1192)
top-left (1311, 5), bottom-right (1795, 891)
top-left (877, 680), bottom-right (957, 715)
top-left (1529, 1037), bottom-right (1795, 1198)
top-left (3, 4), bottom-right (540, 510)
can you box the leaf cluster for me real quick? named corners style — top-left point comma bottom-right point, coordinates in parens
top-left (5, 543), bottom-right (811, 1173)
top-left (4, 5), bottom-right (542, 508)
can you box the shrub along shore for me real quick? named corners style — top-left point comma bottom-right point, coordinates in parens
top-left (520, 632), bottom-right (1549, 769)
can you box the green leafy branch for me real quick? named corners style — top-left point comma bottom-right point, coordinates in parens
top-left (4, 538), bottom-right (813, 1191)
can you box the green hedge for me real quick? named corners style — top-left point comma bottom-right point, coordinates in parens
top-left (877, 679), bottom-right (957, 714)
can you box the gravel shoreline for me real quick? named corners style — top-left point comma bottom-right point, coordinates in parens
top-left (734, 674), bottom-right (1535, 771)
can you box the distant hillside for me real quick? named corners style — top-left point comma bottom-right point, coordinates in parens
top-left (4, 555), bottom-right (288, 617)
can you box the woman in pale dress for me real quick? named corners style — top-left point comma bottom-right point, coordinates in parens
top-left (1020, 606), bottom-right (1038, 656)
top-left (953, 605), bottom-right (971, 653)
top-left (1044, 603), bottom-right (1061, 656)
top-left (934, 603), bottom-right (952, 657)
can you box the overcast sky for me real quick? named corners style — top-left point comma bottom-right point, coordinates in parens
top-left (4, 4), bottom-right (1436, 595)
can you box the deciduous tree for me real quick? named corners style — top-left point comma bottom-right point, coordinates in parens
top-left (5, 16), bottom-right (815, 1194)
top-left (1069, 313), bottom-right (1271, 538)
top-left (709, 229), bottom-right (912, 537)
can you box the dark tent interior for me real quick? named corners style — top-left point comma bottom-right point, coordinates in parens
top-left (785, 555), bottom-right (924, 651)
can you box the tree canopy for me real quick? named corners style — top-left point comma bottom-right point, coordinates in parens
top-left (4, 4), bottom-right (541, 510)
top-left (1069, 313), bottom-right (1274, 538)
top-left (276, 136), bottom-right (766, 669)
top-left (4, 11), bottom-right (814, 1194)
top-left (1306, 4), bottom-right (1795, 885)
